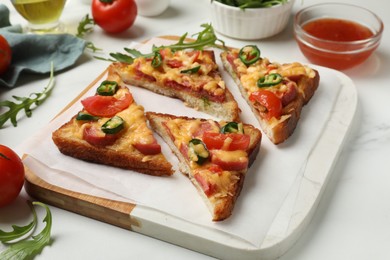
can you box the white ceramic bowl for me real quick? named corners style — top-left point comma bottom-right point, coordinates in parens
top-left (210, 0), bottom-right (295, 40)
top-left (135, 0), bottom-right (170, 17)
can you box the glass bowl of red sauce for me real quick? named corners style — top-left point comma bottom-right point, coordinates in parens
top-left (294, 3), bottom-right (384, 70)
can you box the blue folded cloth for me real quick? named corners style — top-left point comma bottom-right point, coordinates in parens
top-left (0, 4), bottom-right (86, 88)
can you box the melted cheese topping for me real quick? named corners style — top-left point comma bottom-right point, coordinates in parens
top-left (128, 49), bottom-right (226, 98)
top-left (72, 88), bottom-right (159, 156)
top-left (165, 118), bottom-right (247, 199)
top-left (165, 118), bottom-right (219, 148)
top-left (212, 150), bottom-right (248, 164)
top-left (231, 49), bottom-right (316, 96)
top-left (194, 168), bottom-right (239, 200)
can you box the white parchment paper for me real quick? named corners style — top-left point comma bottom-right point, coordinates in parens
top-left (20, 38), bottom-right (341, 247)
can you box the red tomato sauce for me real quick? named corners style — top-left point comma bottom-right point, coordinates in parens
top-left (297, 18), bottom-right (376, 70)
top-left (303, 18), bottom-right (373, 42)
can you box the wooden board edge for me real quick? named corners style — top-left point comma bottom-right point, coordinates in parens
top-left (24, 163), bottom-right (140, 230)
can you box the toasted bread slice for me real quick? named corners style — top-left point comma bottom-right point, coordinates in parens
top-left (221, 47), bottom-right (320, 144)
top-left (111, 48), bottom-right (240, 122)
top-left (52, 66), bottom-right (173, 176)
top-left (146, 112), bottom-right (261, 221)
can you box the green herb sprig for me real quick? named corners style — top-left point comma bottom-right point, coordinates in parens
top-left (0, 201), bottom-right (52, 259)
top-left (76, 14), bottom-right (101, 52)
top-left (96, 23), bottom-right (226, 64)
top-left (213, 0), bottom-right (287, 9)
top-left (0, 64), bottom-right (55, 128)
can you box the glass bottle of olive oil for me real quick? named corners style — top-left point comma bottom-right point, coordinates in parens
top-left (11, 0), bottom-right (67, 33)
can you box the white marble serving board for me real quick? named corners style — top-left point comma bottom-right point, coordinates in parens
top-left (20, 39), bottom-right (357, 258)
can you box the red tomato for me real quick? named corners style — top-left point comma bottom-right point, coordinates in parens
top-left (0, 35), bottom-right (12, 75)
top-left (92, 0), bottom-right (137, 34)
top-left (133, 140), bottom-right (161, 155)
top-left (202, 132), bottom-right (250, 151)
top-left (249, 90), bottom-right (282, 120)
top-left (0, 145), bottom-right (25, 207)
top-left (83, 125), bottom-right (119, 146)
top-left (81, 93), bottom-right (133, 117)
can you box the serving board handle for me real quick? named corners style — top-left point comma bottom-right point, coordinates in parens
top-left (24, 167), bottom-right (139, 230)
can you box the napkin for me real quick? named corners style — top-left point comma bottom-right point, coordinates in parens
top-left (0, 4), bottom-right (86, 88)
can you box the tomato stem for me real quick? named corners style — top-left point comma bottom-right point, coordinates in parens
top-left (0, 153), bottom-right (10, 160)
top-left (99, 0), bottom-right (115, 4)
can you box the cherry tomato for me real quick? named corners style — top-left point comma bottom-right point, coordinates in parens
top-left (81, 93), bottom-right (133, 117)
top-left (0, 35), bottom-right (12, 75)
top-left (0, 145), bottom-right (25, 207)
top-left (92, 0), bottom-right (137, 34)
top-left (133, 140), bottom-right (161, 155)
top-left (202, 132), bottom-right (250, 151)
top-left (249, 90), bottom-right (282, 120)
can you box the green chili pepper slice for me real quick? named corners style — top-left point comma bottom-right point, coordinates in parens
top-left (151, 52), bottom-right (162, 68)
top-left (239, 45), bottom-right (261, 66)
top-left (257, 73), bottom-right (283, 87)
top-left (76, 112), bottom-right (100, 121)
top-left (101, 116), bottom-right (125, 134)
top-left (188, 138), bottom-right (210, 165)
top-left (180, 65), bottom-right (201, 74)
top-left (220, 122), bottom-right (244, 134)
top-left (97, 80), bottom-right (119, 96)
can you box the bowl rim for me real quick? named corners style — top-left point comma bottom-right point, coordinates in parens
top-left (294, 3), bottom-right (384, 46)
top-left (211, 0), bottom-right (294, 11)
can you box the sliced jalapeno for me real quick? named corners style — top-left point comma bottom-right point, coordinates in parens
top-left (76, 112), bottom-right (100, 121)
top-left (257, 73), bottom-right (283, 87)
top-left (101, 116), bottom-right (125, 134)
top-left (180, 65), bottom-right (201, 74)
top-left (151, 52), bottom-right (162, 68)
top-left (239, 45), bottom-right (261, 66)
top-left (97, 80), bottom-right (119, 96)
top-left (188, 138), bottom-right (210, 165)
top-left (220, 122), bottom-right (244, 134)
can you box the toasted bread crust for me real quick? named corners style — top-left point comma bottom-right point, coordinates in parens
top-left (111, 61), bottom-right (240, 122)
top-left (52, 118), bottom-right (173, 176)
top-left (220, 52), bottom-right (320, 144)
top-left (146, 112), bottom-right (261, 221)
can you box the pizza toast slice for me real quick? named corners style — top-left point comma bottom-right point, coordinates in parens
top-left (52, 65), bottom-right (173, 176)
top-left (221, 45), bottom-right (320, 144)
top-left (146, 112), bottom-right (262, 221)
top-left (111, 48), bottom-right (240, 122)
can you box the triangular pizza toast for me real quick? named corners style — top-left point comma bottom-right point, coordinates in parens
top-left (220, 45), bottom-right (320, 144)
top-left (52, 65), bottom-right (173, 176)
top-left (111, 47), bottom-right (240, 122)
top-left (146, 112), bottom-right (262, 221)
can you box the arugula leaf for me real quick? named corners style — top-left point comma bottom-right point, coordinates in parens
top-left (100, 23), bottom-right (226, 64)
top-left (0, 202), bottom-right (52, 260)
top-left (213, 0), bottom-right (287, 9)
top-left (76, 14), bottom-right (101, 52)
top-left (109, 52), bottom-right (135, 63)
top-left (0, 202), bottom-right (37, 243)
top-left (76, 14), bottom-right (95, 38)
top-left (0, 64), bottom-right (55, 128)
top-left (154, 23), bottom-right (226, 51)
